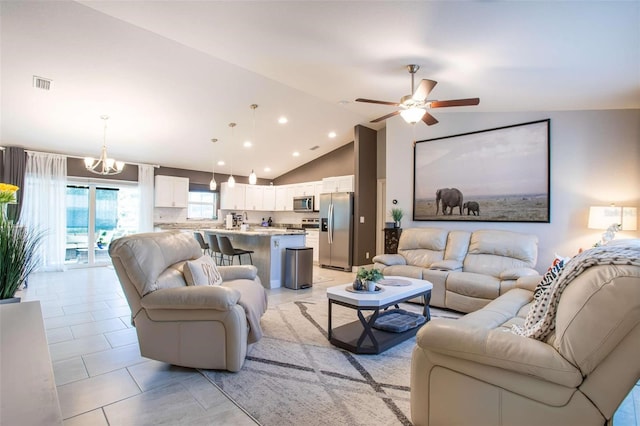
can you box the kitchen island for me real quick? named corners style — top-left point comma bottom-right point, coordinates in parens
top-left (202, 228), bottom-right (306, 289)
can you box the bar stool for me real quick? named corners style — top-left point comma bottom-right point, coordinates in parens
top-left (206, 233), bottom-right (223, 265)
top-left (217, 235), bottom-right (254, 265)
top-left (193, 232), bottom-right (210, 256)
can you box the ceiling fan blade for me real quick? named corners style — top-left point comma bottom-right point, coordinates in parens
top-left (422, 112), bottom-right (439, 126)
top-left (430, 98), bottom-right (480, 108)
top-left (355, 98), bottom-right (401, 106)
top-left (370, 111), bottom-right (400, 123)
top-left (413, 79), bottom-right (437, 102)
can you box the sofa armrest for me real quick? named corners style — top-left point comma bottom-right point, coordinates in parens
top-left (515, 275), bottom-right (543, 292)
top-left (141, 286), bottom-right (241, 311)
top-left (429, 260), bottom-right (463, 271)
top-left (372, 254), bottom-right (406, 266)
top-left (500, 267), bottom-right (539, 280)
top-left (219, 265), bottom-right (258, 281)
top-left (416, 320), bottom-right (582, 388)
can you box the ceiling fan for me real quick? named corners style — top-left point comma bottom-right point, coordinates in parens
top-left (355, 64), bottom-right (480, 125)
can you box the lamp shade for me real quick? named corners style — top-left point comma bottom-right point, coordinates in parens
top-left (588, 206), bottom-right (622, 230)
top-left (588, 206), bottom-right (637, 231)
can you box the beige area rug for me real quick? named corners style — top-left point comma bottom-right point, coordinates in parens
top-left (201, 299), bottom-right (461, 426)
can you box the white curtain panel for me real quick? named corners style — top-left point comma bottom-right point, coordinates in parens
top-left (138, 164), bottom-right (155, 233)
top-left (21, 152), bottom-right (67, 272)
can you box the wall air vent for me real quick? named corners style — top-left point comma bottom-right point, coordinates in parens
top-left (310, 145), bottom-right (320, 151)
top-left (33, 76), bottom-right (52, 91)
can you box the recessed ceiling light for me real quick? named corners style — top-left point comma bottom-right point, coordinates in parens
top-left (264, 167), bottom-right (271, 172)
top-left (243, 141), bottom-right (252, 148)
top-left (217, 160), bottom-right (225, 166)
top-left (292, 151), bottom-right (300, 157)
top-left (328, 131), bottom-right (336, 138)
top-left (278, 116), bottom-right (288, 124)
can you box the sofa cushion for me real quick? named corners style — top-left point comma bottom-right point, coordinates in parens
top-left (184, 255), bottom-right (223, 286)
top-left (398, 228), bottom-right (449, 267)
top-left (447, 272), bottom-right (501, 300)
top-left (464, 231), bottom-right (538, 277)
top-left (381, 264), bottom-right (423, 279)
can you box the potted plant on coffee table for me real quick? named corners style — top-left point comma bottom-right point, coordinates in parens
top-left (356, 267), bottom-right (384, 292)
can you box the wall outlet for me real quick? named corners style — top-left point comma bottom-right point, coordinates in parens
top-left (366, 252), bottom-right (370, 259)
top-left (360, 216), bottom-right (365, 223)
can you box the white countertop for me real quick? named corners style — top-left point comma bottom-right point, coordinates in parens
top-left (202, 228), bottom-right (306, 237)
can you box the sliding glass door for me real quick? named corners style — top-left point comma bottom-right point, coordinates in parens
top-left (65, 180), bottom-right (139, 266)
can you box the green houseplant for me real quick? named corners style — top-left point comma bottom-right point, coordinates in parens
top-left (0, 184), bottom-right (44, 302)
top-left (390, 208), bottom-right (404, 228)
top-left (355, 267), bottom-right (384, 291)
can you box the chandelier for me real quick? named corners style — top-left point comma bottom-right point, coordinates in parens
top-left (84, 115), bottom-right (125, 175)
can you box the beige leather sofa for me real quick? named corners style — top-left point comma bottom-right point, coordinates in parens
top-left (109, 231), bottom-right (268, 372)
top-left (373, 228), bottom-right (539, 313)
top-left (410, 243), bottom-right (640, 426)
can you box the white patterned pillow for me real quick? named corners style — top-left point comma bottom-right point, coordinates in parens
top-left (533, 259), bottom-right (565, 301)
top-left (183, 256), bottom-right (223, 286)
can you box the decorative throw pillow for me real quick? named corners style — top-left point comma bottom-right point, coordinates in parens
top-left (184, 256), bottom-right (223, 286)
top-left (533, 258), bottom-right (565, 301)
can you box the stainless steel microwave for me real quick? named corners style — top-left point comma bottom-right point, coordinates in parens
top-left (293, 195), bottom-right (315, 212)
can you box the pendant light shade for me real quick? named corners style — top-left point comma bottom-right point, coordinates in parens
top-left (228, 122), bottom-right (236, 187)
top-left (210, 138), bottom-right (217, 191)
top-left (249, 170), bottom-right (257, 185)
top-left (248, 104), bottom-right (258, 185)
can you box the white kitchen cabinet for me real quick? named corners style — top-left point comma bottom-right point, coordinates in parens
top-left (220, 182), bottom-right (246, 210)
top-left (262, 185), bottom-right (276, 211)
top-left (313, 181), bottom-right (324, 209)
top-left (294, 183), bottom-right (315, 197)
top-left (274, 185), bottom-right (289, 211)
top-left (321, 175), bottom-right (354, 193)
top-left (244, 185), bottom-right (264, 211)
top-left (306, 229), bottom-right (320, 263)
top-left (154, 175), bottom-right (189, 208)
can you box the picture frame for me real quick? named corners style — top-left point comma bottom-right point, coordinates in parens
top-left (413, 119), bottom-right (550, 223)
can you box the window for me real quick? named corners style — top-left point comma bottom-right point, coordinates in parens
top-left (188, 191), bottom-right (218, 219)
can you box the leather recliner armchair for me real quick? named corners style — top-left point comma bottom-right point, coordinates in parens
top-left (109, 230), bottom-right (267, 372)
top-left (411, 242), bottom-right (640, 425)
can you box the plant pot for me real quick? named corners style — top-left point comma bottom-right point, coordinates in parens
top-left (394, 221), bottom-right (401, 228)
top-left (366, 281), bottom-right (377, 292)
top-left (0, 296), bottom-right (21, 304)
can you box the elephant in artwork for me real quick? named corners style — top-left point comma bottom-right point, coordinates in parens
top-left (436, 188), bottom-right (463, 215)
top-left (463, 201), bottom-right (480, 216)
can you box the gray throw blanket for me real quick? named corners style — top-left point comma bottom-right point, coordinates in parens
top-left (513, 243), bottom-right (640, 341)
top-left (226, 280), bottom-right (268, 344)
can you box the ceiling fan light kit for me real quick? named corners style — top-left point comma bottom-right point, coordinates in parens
top-left (356, 64), bottom-right (480, 126)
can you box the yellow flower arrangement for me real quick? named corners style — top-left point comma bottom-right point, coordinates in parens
top-left (0, 183), bottom-right (19, 204)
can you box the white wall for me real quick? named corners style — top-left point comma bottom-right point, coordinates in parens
top-left (386, 109), bottom-right (640, 272)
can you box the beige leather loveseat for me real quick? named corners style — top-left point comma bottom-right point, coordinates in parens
top-left (373, 228), bottom-right (539, 312)
top-left (411, 240), bottom-right (640, 425)
top-left (109, 231), bottom-right (268, 372)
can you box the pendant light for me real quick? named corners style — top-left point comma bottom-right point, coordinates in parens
top-left (209, 138), bottom-right (218, 191)
top-left (248, 104), bottom-right (258, 185)
top-left (84, 115), bottom-right (125, 175)
top-left (227, 122), bottom-right (236, 188)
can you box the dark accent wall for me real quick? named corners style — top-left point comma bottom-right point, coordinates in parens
top-left (272, 142), bottom-right (354, 185)
top-left (155, 166), bottom-right (270, 188)
top-left (353, 125), bottom-right (377, 266)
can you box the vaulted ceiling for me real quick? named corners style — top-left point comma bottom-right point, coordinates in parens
top-left (1, 1), bottom-right (638, 180)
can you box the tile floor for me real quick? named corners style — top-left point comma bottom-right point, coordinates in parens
top-left (16, 265), bottom-right (640, 425)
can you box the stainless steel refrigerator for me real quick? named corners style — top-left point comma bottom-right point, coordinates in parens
top-left (319, 192), bottom-right (353, 271)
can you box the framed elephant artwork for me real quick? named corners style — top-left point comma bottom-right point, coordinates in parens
top-left (413, 119), bottom-right (550, 223)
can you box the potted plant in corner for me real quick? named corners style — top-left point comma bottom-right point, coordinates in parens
top-left (390, 208), bottom-right (404, 228)
top-left (0, 183), bottom-right (44, 303)
top-left (355, 267), bottom-right (384, 292)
